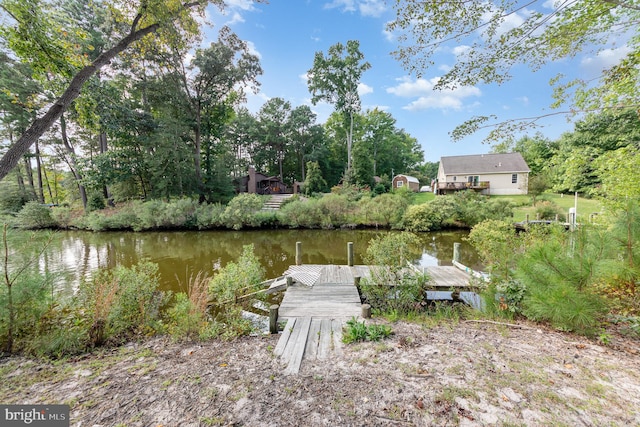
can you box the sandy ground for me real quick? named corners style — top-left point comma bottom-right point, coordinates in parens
top-left (1, 319), bottom-right (639, 427)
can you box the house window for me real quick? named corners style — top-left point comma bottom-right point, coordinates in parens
top-left (512, 174), bottom-right (518, 184)
top-left (397, 181), bottom-right (404, 188)
top-left (453, 176), bottom-right (457, 182)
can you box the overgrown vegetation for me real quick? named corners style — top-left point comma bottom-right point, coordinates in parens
top-left (0, 226), bottom-right (270, 356)
top-left (467, 203), bottom-right (640, 336)
top-left (359, 232), bottom-right (430, 315)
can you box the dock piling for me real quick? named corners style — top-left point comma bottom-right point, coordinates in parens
top-left (269, 305), bottom-right (279, 334)
top-left (347, 242), bottom-right (354, 266)
top-left (296, 241), bottom-right (302, 266)
top-left (453, 242), bottom-right (461, 263)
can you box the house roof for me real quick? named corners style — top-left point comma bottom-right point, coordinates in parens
top-left (394, 174), bottom-right (419, 184)
top-left (440, 153), bottom-right (530, 175)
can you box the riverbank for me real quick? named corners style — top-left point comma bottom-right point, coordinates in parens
top-left (2, 320), bottom-right (638, 426)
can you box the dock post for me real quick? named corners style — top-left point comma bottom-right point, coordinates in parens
top-left (347, 242), bottom-right (354, 266)
top-left (269, 305), bottom-right (279, 334)
top-left (296, 241), bottom-right (302, 266)
top-left (286, 276), bottom-right (293, 287)
top-left (453, 242), bottom-right (461, 263)
top-left (362, 304), bottom-right (371, 319)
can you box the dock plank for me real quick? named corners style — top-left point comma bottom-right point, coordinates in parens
top-left (317, 319), bottom-right (333, 360)
top-left (274, 318), bottom-right (296, 357)
top-left (284, 316), bottom-right (312, 375)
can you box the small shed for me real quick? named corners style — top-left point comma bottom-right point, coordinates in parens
top-left (392, 174), bottom-right (420, 192)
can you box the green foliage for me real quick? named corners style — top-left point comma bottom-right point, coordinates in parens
top-left (87, 193), bottom-right (105, 212)
top-left (467, 219), bottom-right (520, 282)
top-left (303, 161), bottom-right (327, 195)
top-left (221, 194), bottom-right (264, 230)
top-left (0, 272), bottom-right (53, 353)
top-left (50, 206), bottom-right (73, 229)
top-left (80, 261), bottom-right (164, 345)
top-left (15, 202), bottom-right (56, 229)
top-left (357, 193), bottom-right (408, 228)
top-left (0, 181), bottom-right (33, 213)
top-left (278, 198), bottom-right (324, 228)
top-left (361, 232), bottom-right (429, 313)
top-left (166, 271), bottom-right (212, 341)
top-left (403, 196), bottom-right (456, 231)
top-left (534, 201), bottom-right (565, 220)
top-left (342, 317), bottom-right (392, 344)
top-left (516, 227), bottom-right (609, 335)
top-left (317, 193), bottom-right (355, 227)
top-left (195, 203), bottom-right (225, 229)
top-left (209, 244), bottom-right (265, 304)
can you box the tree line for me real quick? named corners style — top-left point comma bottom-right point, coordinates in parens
top-left (0, 1), bottom-right (424, 212)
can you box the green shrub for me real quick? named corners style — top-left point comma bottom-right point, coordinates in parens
top-left (0, 181), bottom-right (33, 213)
top-left (516, 228), bottom-right (609, 335)
top-left (160, 198), bottom-right (199, 228)
top-left (0, 272), bottom-right (54, 353)
top-left (87, 193), bottom-right (105, 212)
top-left (15, 202), bottom-right (56, 229)
top-left (360, 232), bottom-right (429, 313)
top-left (535, 200), bottom-right (565, 220)
top-left (403, 196), bottom-right (456, 231)
top-left (51, 206), bottom-right (73, 229)
top-left (166, 271), bottom-right (213, 341)
top-left (342, 317), bottom-right (392, 343)
top-left (79, 261), bottom-right (164, 344)
top-left (221, 193), bottom-right (264, 230)
top-left (318, 193), bottom-right (354, 226)
top-left (134, 199), bottom-right (165, 230)
top-left (195, 202), bottom-right (225, 229)
top-left (209, 244), bottom-right (265, 304)
top-left (279, 198), bottom-right (324, 228)
top-left (466, 219), bottom-right (520, 282)
top-left (357, 193), bottom-right (408, 228)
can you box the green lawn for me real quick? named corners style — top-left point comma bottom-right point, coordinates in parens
top-left (495, 193), bottom-right (604, 222)
top-left (408, 191), bottom-right (603, 223)
top-left (411, 191), bottom-right (435, 204)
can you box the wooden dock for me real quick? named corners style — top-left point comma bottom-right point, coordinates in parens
top-left (273, 263), bottom-right (474, 374)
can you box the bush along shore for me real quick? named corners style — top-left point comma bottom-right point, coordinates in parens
top-left (3, 188), bottom-right (519, 232)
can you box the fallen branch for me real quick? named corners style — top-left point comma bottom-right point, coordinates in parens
top-left (464, 320), bottom-right (537, 330)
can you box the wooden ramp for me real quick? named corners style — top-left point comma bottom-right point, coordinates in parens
top-left (274, 265), bottom-right (368, 374)
top-left (274, 317), bottom-right (343, 375)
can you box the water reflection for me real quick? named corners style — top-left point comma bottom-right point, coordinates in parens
top-left (26, 229), bottom-right (481, 294)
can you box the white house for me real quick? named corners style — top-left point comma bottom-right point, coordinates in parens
top-left (436, 153), bottom-right (530, 195)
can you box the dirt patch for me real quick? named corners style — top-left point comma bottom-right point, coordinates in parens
top-left (1, 320), bottom-right (639, 426)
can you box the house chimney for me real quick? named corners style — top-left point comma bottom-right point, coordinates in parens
top-left (248, 166), bottom-right (257, 194)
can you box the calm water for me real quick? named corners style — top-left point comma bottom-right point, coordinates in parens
top-left (17, 229), bottom-right (481, 294)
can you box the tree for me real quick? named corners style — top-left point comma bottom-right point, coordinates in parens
top-left (307, 40), bottom-right (371, 173)
top-left (0, 0), bottom-right (226, 181)
top-left (388, 1), bottom-right (640, 143)
top-left (254, 98), bottom-right (292, 182)
top-left (303, 161), bottom-right (327, 195)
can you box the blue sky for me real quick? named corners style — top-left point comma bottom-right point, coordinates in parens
top-left (202, 1), bottom-right (628, 163)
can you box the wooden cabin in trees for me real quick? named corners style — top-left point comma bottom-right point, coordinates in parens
top-left (236, 166), bottom-right (289, 195)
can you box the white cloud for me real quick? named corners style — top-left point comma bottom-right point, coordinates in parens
top-left (324, 0), bottom-right (386, 17)
top-left (226, 11), bottom-right (245, 25)
top-left (387, 76), bottom-right (481, 111)
top-left (324, 0), bottom-right (356, 13)
top-left (359, 0), bottom-right (386, 18)
top-left (516, 96), bottom-right (529, 106)
top-left (224, 0), bottom-right (257, 11)
top-left (382, 21), bottom-right (395, 42)
top-left (581, 45), bottom-right (631, 73)
top-left (358, 82), bottom-right (373, 96)
top-left (245, 40), bottom-right (262, 59)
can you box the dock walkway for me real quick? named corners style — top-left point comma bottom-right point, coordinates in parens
top-left (273, 263), bottom-right (473, 374)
